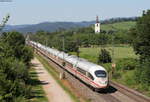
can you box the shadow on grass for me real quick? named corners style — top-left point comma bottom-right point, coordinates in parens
top-left (28, 78), bottom-right (49, 86)
top-left (28, 69), bottom-right (48, 100)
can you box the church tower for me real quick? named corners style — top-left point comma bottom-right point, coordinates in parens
top-left (95, 16), bottom-right (100, 33)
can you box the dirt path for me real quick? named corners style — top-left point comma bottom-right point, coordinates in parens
top-left (31, 57), bottom-right (74, 102)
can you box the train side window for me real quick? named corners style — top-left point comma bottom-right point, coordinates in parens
top-left (77, 67), bottom-right (86, 75)
top-left (88, 73), bottom-right (94, 80)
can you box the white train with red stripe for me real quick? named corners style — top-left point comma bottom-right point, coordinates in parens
top-left (29, 41), bottom-right (109, 91)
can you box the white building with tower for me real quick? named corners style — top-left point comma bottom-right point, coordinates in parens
top-left (95, 16), bottom-right (100, 33)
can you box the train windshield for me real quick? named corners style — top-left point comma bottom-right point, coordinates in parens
top-left (95, 70), bottom-right (106, 78)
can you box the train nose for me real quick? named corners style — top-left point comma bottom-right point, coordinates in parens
top-left (99, 80), bottom-right (108, 84)
top-left (96, 78), bottom-right (108, 85)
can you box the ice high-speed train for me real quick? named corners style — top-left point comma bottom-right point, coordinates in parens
top-left (29, 41), bottom-right (109, 91)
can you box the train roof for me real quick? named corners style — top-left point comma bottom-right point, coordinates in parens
top-left (30, 41), bottom-right (106, 73)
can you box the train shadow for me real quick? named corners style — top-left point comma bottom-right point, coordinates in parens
top-left (98, 85), bottom-right (117, 94)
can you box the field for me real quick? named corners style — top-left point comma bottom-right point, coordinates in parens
top-left (101, 21), bottom-right (136, 31)
top-left (75, 46), bottom-right (137, 63)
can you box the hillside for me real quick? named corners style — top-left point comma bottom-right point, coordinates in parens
top-left (3, 17), bottom-right (136, 33)
top-left (101, 21), bottom-right (136, 31)
top-left (4, 21), bottom-right (94, 33)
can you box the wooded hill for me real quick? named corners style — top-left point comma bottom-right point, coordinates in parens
top-left (4, 17), bottom-right (137, 33)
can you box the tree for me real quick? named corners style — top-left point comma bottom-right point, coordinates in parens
top-left (97, 49), bottom-right (112, 64)
top-left (132, 10), bottom-right (150, 61)
top-left (65, 41), bottom-right (79, 53)
top-left (0, 31), bottom-right (33, 102)
top-left (134, 59), bottom-right (150, 86)
top-left (131, 10), bottom-right (150, 86)
top-left (1, 32), bottom-right (25, 47)
top-left (20, 46), bottom-right (33, 65)
top-left (0, 42), bottom-right (13, 58)
top-left (97, 34), bottom-right (109, 45)
top-left (0, 57), bottom-right (31, 102)
top-left (1, 32), bottom-right (33, 64)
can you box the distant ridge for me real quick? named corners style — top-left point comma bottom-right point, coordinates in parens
top-left (4, 21), bottom-right (95, 33)
top-left (3, 17), bottom-right (137, 33)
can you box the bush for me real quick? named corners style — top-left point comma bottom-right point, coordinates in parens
top-left (97, 49), bottom-right (112, 64)
top-left (0, 58), bottom-right (29, 82)
top-left (112, 72), bottom-right (121, 79)
top-left (0, 58), bottom-right (32, 102)
top-left (13, 96), bottom-right (27, 102)
top-left (123, 70), bottom-right (136, 86)
top-left (134, 59), bottom-right (150, 86)
top-left (21, 46), bottom-right (33, 65)
top-left (116, 58), bottom-right (137, 71)
top-left (102, 63), bottom-right (112, 72)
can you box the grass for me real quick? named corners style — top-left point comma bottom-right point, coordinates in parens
top-left (70, 46), bottom-right (137, 73)
top-left (76, 46), bottom-right (137, 74)
top-left (101, 21), bottom-right (136, 31)
top-left (35, 54), bottom-right (82, 102)
top-left (112, 70), bottom-right (150, 97)
top-left (70, 46), bottom-right (137, 64)
top-left (29, 68), bottom-right (48, 102)
top-left (112, 70), bottom-right (136, 86)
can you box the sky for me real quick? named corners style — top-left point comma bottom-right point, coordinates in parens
top-left (0, 0), bottom-right (150, 25)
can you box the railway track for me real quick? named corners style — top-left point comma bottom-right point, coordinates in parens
top-left (110, 81), bottom-right (150, 102)
top-left (36, 50), bottom-right (150, 102)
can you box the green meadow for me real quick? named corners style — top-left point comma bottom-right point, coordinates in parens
top-left (101, 21), bottom-right (136, 31)
top-left (71, 46), bottom-right (137, 63)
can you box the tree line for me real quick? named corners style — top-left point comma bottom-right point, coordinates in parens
top-left (101, 17), bottom-right (138, 24)
top-left (0, 32), bottom-right (33, 102)
top-left (30, 26), bottom-right (131, 53)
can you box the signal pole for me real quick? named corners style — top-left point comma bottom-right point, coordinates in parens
top-left (63, 35), bottom-right (65, 59)
top-left (76, 38), bottom-right (80, 58)
top-left (111, 35), bottom-right (116, 76)
top-left (109, 25), bottom-right (116, 78)
top-left (60, 34), bottom-right (66, 79)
